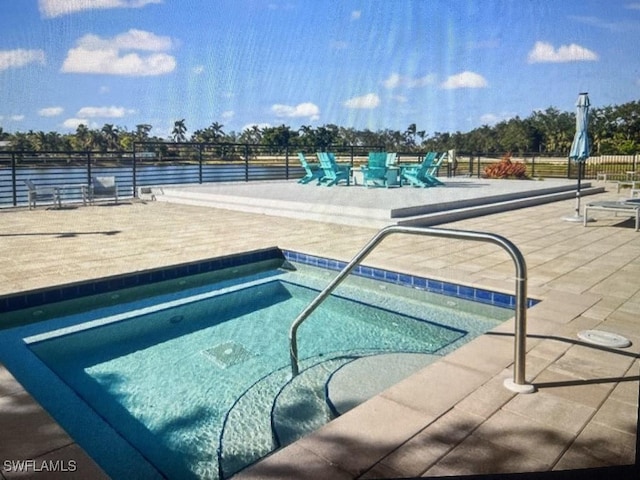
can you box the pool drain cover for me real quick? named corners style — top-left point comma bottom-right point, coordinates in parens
top-left (202, 341), bottom-right (254, 368)
top-left (577, 330), bottom-right (631, 348)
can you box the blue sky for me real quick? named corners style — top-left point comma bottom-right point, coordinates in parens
top-left (1, 0), bottom-right (639, 139)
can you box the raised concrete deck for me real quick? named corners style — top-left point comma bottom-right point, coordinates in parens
top-left (0, 180), bottom-right (637, 479)
top-left (155, 178), bottom-right (604, 228)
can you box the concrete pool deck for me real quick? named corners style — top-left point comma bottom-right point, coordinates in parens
top-left (0, 179), bottom-right (638, 479)
top-left (153, 177), bottom-right (604, 228)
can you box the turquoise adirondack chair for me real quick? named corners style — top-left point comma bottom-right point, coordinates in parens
top-left (316, 152), bottom-right (351, 186)
top-left (423, 152), bottom-right (446, 186)
top-left (297, 153), bottom-right (324, 184)
top-left (401, 152), bottom-right (445, 187)
top-left (361, 151), bottom-right (389, 187)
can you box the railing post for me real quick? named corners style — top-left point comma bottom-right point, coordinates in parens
top-left (244, 144), bottom-right (249, 182)
top-left (198, 144), bottom-right (203, 184)
top-left (531, 154), bottom-right (536, 178)
top-left (285, 146), bottom-right (290, 180)
top-left (11, 152), bottom-right (17, 206)
top-left (132, 147), bottom-right (137, 197)
top-left (87, 151), bottom-right (92, 186)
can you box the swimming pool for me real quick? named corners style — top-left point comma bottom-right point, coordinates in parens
top-left (0, 249), bottom-right (523, 480)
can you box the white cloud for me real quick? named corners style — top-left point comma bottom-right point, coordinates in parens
top-left (62, 118), bottom-right (97, 129)
top-left (222, 110), bottom-right (235, 120)
top-left (527, 41), bottom-right (598, 63)
top-left (39, 107), bottom-right (64, 117)
top-left (99, 86), bottom-right (110, 94)
top-left (383, 73), bottom-right (401, 89)
top-left (76, 106), bottom-right (135, 118)
top-left (0, 49), bottom-right (45, 71)
top-left (192, 65), bottom-right (205, 75)
top-left (343, 93), bottom-right (380, 109)
top-left (351, 10), bottom-right (361, 20)
top-left (39, 0), bottom-right (162, 18)
top-left (440, 71), bottom-right (488, 89)
top-left (76, 29), bottom-right (173, 51)
top-left (61, 30), bottom-right (176, 76)
top-left (10, 115), bottom-right (25, 121)
top-left (383, 73), bottom-right (436, 89)
top-left (271, 102), bottom-right (320, 121)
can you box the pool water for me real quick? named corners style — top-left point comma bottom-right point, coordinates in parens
top-left (2, 260), bottom-right (514, 480)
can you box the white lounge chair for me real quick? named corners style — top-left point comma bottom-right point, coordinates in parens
top-left (24, 179), bottom-right (61, 209)
top-left (85, 176), bottom-right (119, 204)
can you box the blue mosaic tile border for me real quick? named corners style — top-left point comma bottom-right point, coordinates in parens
top-left (0, 247), bottom-right (284, 314)
top-left (283, 250), bottom-right (540, 310)
top-left (1, 247), bottom-right (540, 315)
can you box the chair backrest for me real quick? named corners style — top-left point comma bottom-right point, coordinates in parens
top-left (426, 152), bottom-right (447, 175)
top-left (93, 176), bottom-right (116, 194)
top-left (386, 152), bottom-right (398, 166)
top-left (317, 152), bottom-right (331, 167)
top-left (316, 152), bottom-right (338, 178)
top-left (368, 152), bottom-right (387, 169)
top-left (297, 153), bottom-right (313, 173)
top-left (416, 152), bottom-right (438, 176)
top-left (24, 179), bottom-right (36, 191)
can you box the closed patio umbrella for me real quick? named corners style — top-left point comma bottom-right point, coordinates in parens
top-left (565, 92), bottom-right (590, 221)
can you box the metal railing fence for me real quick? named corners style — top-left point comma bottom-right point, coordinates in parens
top-left (1, 144), bottom-right (638, 207)
top-left (0, 143), bottom-right (379, 207)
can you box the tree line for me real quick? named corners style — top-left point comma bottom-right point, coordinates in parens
top-left (1, 100), bottom-right (638, 155)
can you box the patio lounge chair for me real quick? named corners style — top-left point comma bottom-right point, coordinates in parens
top-left (361, 152), bottom-right (390, 187)
top-left (85, 176), bottom-right (119, 204)
top-left (401, 152), bottom-right (446, 187)
top-left (316, 152), bottom-right (351, 186)
top-left (297, 153), bottom-right (324, 184)
top-left (584, 199), bottom-right (640, 231)
top-left (24, 179), bottom-right (61, 209)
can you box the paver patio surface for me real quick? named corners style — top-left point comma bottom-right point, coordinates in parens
top-left (0, 184), bottom-right (638, 479)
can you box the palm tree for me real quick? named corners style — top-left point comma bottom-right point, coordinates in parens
top-left (101, 124), bottom-right (120, 151)
top-left (239, 125), bottom-right (262, 145)
top-left (135, 124), bottom-right (152, 142)
top-left (32, 131), bottom-right (48, 151)
top-left (87, 129), bottom-right (105, 151)
top-left (172, 119), bottom-right (187, 142)
top-left (73, 124), bottom-right (90, 151)
top-left (404, 123), bottom-right (417, 148)
top-left (191, 122), bottom-right (226, 143)
top-left (9, 131), bottom-right (32, 151)
top-left (208, 122), bottom-right (225, 142)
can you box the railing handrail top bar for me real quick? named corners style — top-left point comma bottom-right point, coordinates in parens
top-left (288, 224), bottom-right (532, 392)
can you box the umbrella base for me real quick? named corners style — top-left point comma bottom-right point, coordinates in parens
top-left (563, 214), bottom-right (594, 223)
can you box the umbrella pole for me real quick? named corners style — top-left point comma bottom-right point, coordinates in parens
top-left (564, 161), bottom-right (586, 222)
top-left (575, 162), bottom-right (582, 217)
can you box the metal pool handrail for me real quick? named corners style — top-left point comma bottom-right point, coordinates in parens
top-left (288, 225), bottom-right (536, 394)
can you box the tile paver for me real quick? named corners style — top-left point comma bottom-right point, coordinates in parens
top-left (0, 184), bottom-right (638, 479)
